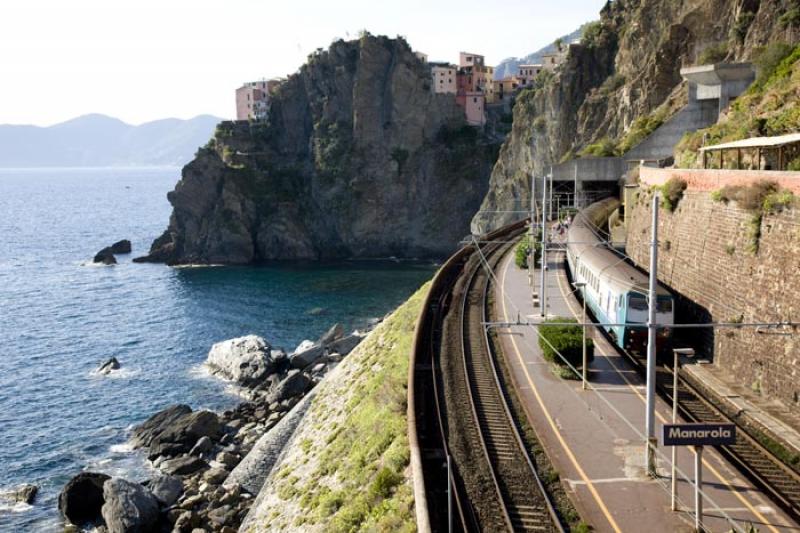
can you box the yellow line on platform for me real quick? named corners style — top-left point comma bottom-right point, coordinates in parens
top-left (553, 254), bottom-right (781, 533)
top-left (500, 254), bottom-right (623, 533)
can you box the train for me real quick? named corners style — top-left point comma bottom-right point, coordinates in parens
top-left (565, 197), bottom-right (674, 354)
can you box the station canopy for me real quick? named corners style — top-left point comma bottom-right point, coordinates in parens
top-left (700, 133), bottom-right (800, 152)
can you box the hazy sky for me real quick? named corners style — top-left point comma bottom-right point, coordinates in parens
top-left (1, 0), bottom-right (606, 126)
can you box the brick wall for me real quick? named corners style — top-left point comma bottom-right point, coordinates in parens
top-left (626, 187), bottom-right (800, 405)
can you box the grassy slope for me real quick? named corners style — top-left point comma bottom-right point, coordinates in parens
top-left (244, 282), bottom-right (430, 532)
top-left (676, 43), bottom-right (800, 168)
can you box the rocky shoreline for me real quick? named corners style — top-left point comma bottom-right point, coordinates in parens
top-left (58, 323), bottom-right (368, 532)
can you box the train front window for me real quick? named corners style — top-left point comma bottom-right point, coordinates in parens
top-left (657, 298), bottom-right (673, 313)
top-left (628, 294), bottom-right (647, 311)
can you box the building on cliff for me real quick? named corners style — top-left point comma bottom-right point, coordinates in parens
top-left (431, 63), bottom-right (457, 94)
top-left (516, 64), bottom-right (543, 88)
top-left (235, 79), bottom-right (283, 121)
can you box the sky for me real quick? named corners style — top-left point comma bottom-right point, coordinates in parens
top-left (0, 0), bottom-right (606, 127)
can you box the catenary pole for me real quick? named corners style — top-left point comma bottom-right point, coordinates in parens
top-left (646, 193), bottom-right (659, 475)
top-left (539, 173), bottom-right (548, 317)
top-left (529, 174), bottom-right (536, 294)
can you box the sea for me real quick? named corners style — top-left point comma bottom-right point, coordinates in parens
top-left (0, 167), bottom-right (435, 531)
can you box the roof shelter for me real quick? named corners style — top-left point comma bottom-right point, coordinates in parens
top-left (700, 133), bottom-right (800, 170)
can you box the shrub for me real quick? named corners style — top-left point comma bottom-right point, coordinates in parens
top-left (715, 180), bottom-right (779, 211)
top-left (753, 42), bottom-right (794, 87)
top-left (698, 43), bottom-right (728, 65)
top-left (370, 467), bottom-right (403, 499)
top-left (598, 73), bottom-right (626, 96)
top-left (731, 10), bottom-right (756, 43)
top-left (779, 6), bottom-right (800, 28)
top-left (538, 317), bottom-right (594, 369)
top-left (580, 137), bottom-right (618, 157)
top-left (659, 178), bottom-right (688, 212)
top-left (581, 21), bottom-right (603, 48)
top-left (618, 108), bottom-right (669, 154)
top-left (515, 234), bottom-right (541, 269)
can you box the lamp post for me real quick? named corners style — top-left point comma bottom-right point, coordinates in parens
top-left (573, 281), bottom-right (588, 390)
top-left (671, 347), bottom-right (696, 511)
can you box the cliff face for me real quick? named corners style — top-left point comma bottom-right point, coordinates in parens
top-left (474, 0), bottom-right (798, 232)
top-left (141, 35), bottom-right (497, 264)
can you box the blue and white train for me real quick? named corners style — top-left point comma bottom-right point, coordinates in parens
top-left (565, 198), bottom-right (674, 353)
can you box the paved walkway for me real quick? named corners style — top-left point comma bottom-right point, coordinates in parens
top-left (492, 245), bottom-right (800, 533)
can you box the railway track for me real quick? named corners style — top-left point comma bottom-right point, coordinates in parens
top-left (659, 363), bottom-right (800, 521)
top-left (459, 240), bottom-right (562, 532)
top-left (411, 221), bottom-right (564, 533)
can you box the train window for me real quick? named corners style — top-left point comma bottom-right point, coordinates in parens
top-left (629, 294), bottom-right (648, 311)
top-left (657, 298), bottom-right (673, 313)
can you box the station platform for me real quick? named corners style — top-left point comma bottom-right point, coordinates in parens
top-left (492, 245), bottom-right (800, 532)
top-left (682, 362), bottom-right (800, 463)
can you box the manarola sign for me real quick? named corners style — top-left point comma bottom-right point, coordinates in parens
top-left (662, 423), bottom-right (737, 446)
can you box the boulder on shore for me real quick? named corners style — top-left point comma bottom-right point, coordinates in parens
top-left (2, 484), bottom-right (38, 504)
top-left (58, 472), bottom-right (110, 526)
top-left (93, 247), bottom-right (117, 265)
top-left (266, 371), bottom-right (313, 404)
top-left (96, 357), bottom-right (120, 375)
top-left (109, 240), bottom-right (132, 254)
top-left (146, 473), bottom-right (183, 507)
top-left (101, 478), bottom-right (159, 533)
top-left (152, 412), bottom-right (221, 460)
top-left (130, 404), bottom-right (192, 450)
top-left (206, 335), bottom-right (281, 388)
top-left (289, 325), bottom-right (364, 369)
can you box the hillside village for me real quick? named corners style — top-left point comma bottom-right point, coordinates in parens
top-left (234, 43), bottom-right (571, 126)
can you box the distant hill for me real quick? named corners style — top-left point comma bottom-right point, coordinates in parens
top-left (0, 114), bottom-right (223, 167)
top-left (494, 26), bottom-right (586, 80)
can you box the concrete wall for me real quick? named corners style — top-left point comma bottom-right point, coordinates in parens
top-left (625, 186), bottom-right (800, 405)
top-left (624, 98), bottom-right (718, 163)
top-left (552, 157), bottom-right (625, 182)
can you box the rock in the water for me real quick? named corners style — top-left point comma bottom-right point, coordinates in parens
top-left (93, 248), bottom-right (117, 265)
top-left (109, 240), bottom-right (132, 254)
top-left (96, 357), bottom-right (121, 375)
top-left (59, 472), bottom-right (110, 526)
top-left (147, 474), bottom-right (183, 507)
top-left (161, 455), bottom-right (208, 476)
top-left (3, 484), bottom-right (38, 504)
top-left (148, 410), bottom-right (223, 460)
top-left (206, 335), bottom-right (278, 388)
top-left (101, 478), bottom-right (159, 533)
top-left (130, 404), bottom-right (192, 450)
top-left (266, 371), bottom-right (313, 404)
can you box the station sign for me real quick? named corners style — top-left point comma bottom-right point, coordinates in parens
top-left (662, 423), bottom-right (736, 446)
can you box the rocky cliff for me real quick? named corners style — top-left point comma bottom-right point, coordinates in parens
top-left (139, 35), bottom-right (498, 264)
top-left (474, 0), bottom-right (800, 232)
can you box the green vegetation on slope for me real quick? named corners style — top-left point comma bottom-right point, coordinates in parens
top-left (266, 283), bottom-right (429, 532)
top-left (676, 43), bottom-right (800, 168)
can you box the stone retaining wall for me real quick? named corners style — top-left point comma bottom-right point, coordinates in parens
top-left (626, 185), bottom-right (800, 405)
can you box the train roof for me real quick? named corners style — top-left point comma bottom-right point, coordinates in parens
top-left (567, 197), bottom-right (671, 298)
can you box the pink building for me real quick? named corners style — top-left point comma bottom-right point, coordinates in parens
top-left (235, 79), bottom-right (283, 121)
top-left (456, 91), bottom-right (486, 126)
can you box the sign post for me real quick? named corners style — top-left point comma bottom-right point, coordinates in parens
top-left (663, 423), bottom-right (736, 531)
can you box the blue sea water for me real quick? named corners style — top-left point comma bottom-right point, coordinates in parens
top-left (0, 167), bottom-right (435, 531)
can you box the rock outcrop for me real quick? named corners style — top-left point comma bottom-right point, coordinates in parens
top-left (109, 240), bottom-right (132, 254)
top-left (137, 34), bottom-right (498, 265)
top-left (474, 0), bottom-right (799, 231)
top-left (1, 484), bottom-right (38, 504)
top-left (93, 248), bottom-right (117, 265)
